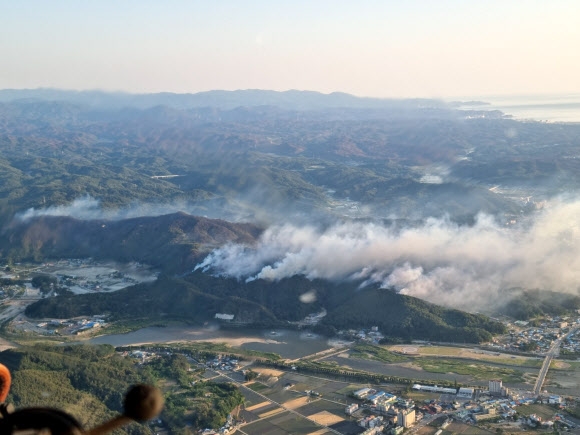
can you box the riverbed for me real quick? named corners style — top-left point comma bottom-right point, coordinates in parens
top-left (86, 326), bottom-right (332, 359)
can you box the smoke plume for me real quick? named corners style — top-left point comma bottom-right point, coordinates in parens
top-left (197, 198), bottom-right (580, 311)
top-left (14, 195), bottom-right (250, 223)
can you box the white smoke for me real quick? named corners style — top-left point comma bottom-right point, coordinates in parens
top-left (14, 195), bottom-right (247, 222)
top-left (197, 199), bottom-right (580, 311)
top-left (13, 191), bottom-right (321, 225)
top-left (16, 196), bottom-right (104, 221)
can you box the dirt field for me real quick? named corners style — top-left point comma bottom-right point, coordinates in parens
top-left (0, 336), bottom-right (17, 351)
top-left (282, 396), bottom-right (312, 410)
top-left (444, 421), bottom-right (494, 434)
top-left (256, 368), bottom-right (286, 377)
top-left (389, 345), bottom-right (540, 367)
top-left (259, 407), bottom-right (285, 419)
top-left (308, 411), bottom-right (344, 426)
top-left (546, 365), bottom-right (580, 394)
top-left (246, 400), bottom-right (272, 411)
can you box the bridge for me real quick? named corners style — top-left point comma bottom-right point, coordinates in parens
top-left (533, 325), bottom-right (579, 396)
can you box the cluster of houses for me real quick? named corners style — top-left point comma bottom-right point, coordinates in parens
top-left (562, 328), bottom-right (580, 354)
top-left (412, 384), bottom-right (475, 400)
top-left (205, 355), bottom-right (240, 372)
top-left (295, 308), bottom-right (327, 327)
top-left (348, 388), bottom-right (417, 434)
top-left (491, 315), bottom-right (580, 354)
top-left (34, 316), bottom-right (107, 335)
top-left (200, 413), bottom-right (237, 435)
top-left (369, 379), bottom-right (579, 431)
top-left (338, 326), bottom-right (384, 344)
top-left (0, 281), bottom-right (24, 298)
top-left (420, 392), bottom-right (576, 431)
top-left (123, 349), bottom-right (160, 363)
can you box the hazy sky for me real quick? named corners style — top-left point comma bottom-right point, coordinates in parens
top-left (1, 0), bottom-right (579, 98)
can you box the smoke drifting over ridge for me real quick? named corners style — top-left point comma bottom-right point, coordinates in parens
top-left (197, 198), bottom-right (580, 311)
top-left (14, 192), bottom-right (325, 226)
top-left (14, 195), bottom-right (253, 223)
top-left (16, 194), bottom-right (580, 312)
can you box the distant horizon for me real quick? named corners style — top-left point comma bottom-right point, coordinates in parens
top-left (2, 1), bottom-right (579, 99)
top-left (2, 86), bottom-right (580, 102)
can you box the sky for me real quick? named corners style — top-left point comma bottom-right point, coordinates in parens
top-left (1, 0), bottom-right (579, 98)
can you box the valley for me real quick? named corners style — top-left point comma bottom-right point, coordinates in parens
top-left (2, 89), bottom-right (580, 434)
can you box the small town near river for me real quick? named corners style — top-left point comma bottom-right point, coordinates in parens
top-left (3, 261), bottom-right (580, 434)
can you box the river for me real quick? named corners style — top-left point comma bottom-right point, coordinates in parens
top-left (86, 326), bottom-right (333, 359)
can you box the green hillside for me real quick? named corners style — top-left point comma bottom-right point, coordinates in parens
top-left (1, 344), bottom-right (151, 434)
top-left (1, 344), bottom-right (245, 433)
top-left (24, 273), bottom-right (506, 343)
top-left (3, 213), bottom-right (262, 273)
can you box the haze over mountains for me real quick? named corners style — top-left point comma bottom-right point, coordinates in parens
top-left (3, 88), bottom-right (580, 328)
top-left (0, 88), bottom-right (449, 111)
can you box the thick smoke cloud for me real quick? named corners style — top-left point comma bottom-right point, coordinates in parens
top-left (197, 199), bottom-right (580, 311)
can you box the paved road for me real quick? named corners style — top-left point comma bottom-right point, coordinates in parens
top-left (533, 325), bottom-right (580, 396)
top-left (287, 346), bottom-right (347, 364)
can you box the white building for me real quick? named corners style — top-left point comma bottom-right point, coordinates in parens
top-left (398, 409), bottom-right (415, 428)
top-left (489, 379), bottom-right (502, 395)
top-left (354, 388), bottom-right (372, 399)
top-left (412, 384), bottom-right (457, 394)
top-left (345, 403), bottom-right (359, 415)
top-left (457, 387), bottom-right (474, 399)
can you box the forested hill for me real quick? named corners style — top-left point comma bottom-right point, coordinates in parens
top-left (2, 95), bottom-right (579, 228)
top-left (25, 272), bottom-right (506, 343)
top-left (1, 344), bottom-right (151, 434)
top-left (2, 212), bottom-right (262, 273)
top-left (1, 344), bottom-right (244, 433)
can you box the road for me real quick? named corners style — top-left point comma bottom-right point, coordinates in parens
top-left (533, 325), bottom-right (580, 396)
top-left (287, 346), bottom-right (348, 364)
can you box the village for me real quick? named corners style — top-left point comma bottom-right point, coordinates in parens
top-left (110, 340), bottom-right (580, 435)
top-left (490, 315), bottom-right (580, 356)
top-left (3, 311), bottom-right (580, 435)
top-left (3, 260), bottom-right (580, 434)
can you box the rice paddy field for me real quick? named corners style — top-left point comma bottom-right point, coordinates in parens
top-left (224, 341), bottom-right (580, 434)
top-left (237, 368), bottom-right (366, 435)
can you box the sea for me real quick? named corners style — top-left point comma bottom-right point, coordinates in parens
top-left (456, 94), bottom-right (580, 123)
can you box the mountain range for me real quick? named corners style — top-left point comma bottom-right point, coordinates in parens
top-left (2, 89), bottom-right (580, 341)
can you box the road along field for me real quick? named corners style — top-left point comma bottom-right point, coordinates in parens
top-left (236, 368), bottom-right (368, 435)
top-left (315, 343), bottom-right (580, 397)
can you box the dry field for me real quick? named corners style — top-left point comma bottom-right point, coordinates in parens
top-left (245, 400), bottom-right (272, 411)
top-left (259, 407), bottom-right (285, 419)
top-left (282, 396), bottom-right (311, 410)
top-left (255, 368), bottom-right (286, 377)
top-left (389, 345), bottom-right (540, 367)
top-left (308, 411), bottom-right (344, 426)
